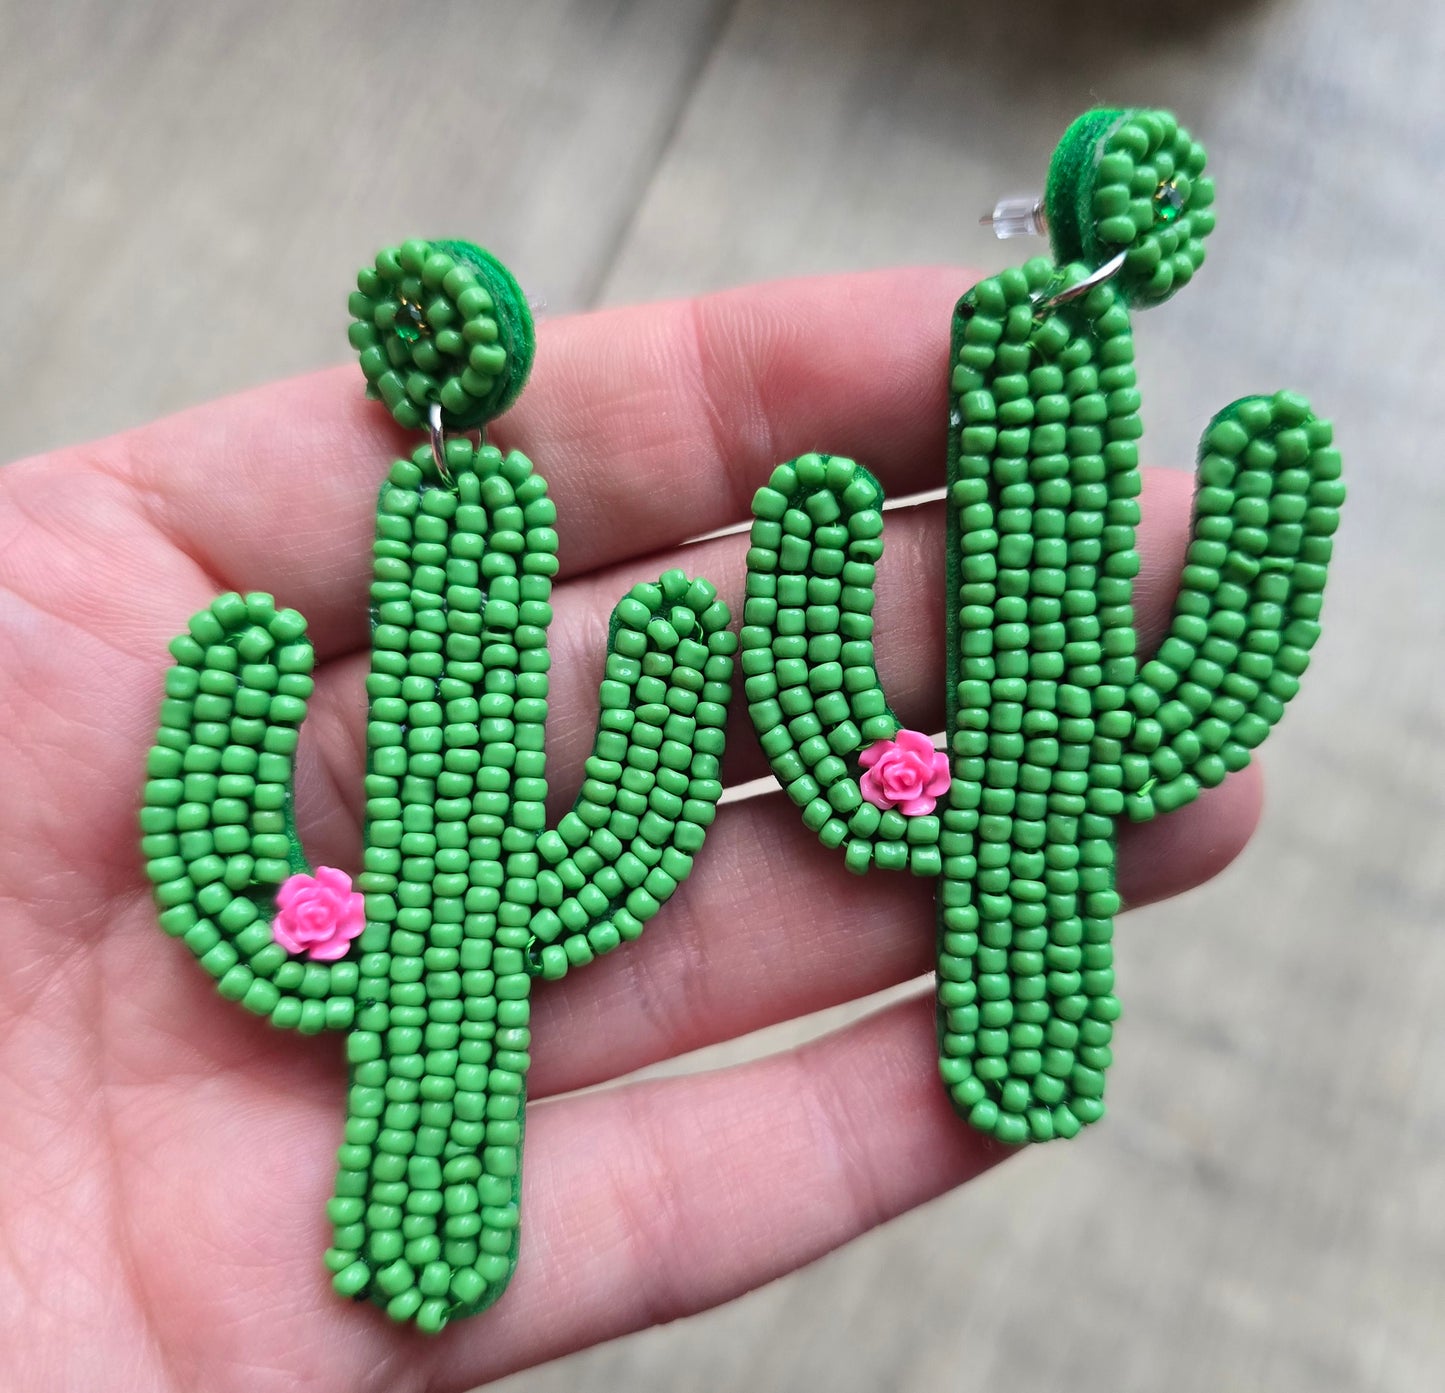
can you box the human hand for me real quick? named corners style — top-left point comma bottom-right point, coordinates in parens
top-left (0, 268), bottom-right (1259, 1391)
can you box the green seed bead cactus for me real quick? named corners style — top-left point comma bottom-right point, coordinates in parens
top-left (742, 110), bottom-right (1343, 1146)
top-left (141, 241), bottom-right (736, 1332)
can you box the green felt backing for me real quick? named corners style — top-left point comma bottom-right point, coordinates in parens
top-left (433, 239), bottom-right (536, 423)
top-left (1044, 107), bottom-right (1126, 272)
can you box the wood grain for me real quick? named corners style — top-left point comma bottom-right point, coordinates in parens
top-left (0, 0), bottom-right (733, 460)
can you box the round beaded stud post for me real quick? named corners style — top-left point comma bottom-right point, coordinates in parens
top-left (741, 109), bottom-right (1344, 1145)
top-left (139, 239), bottom-right (736, 1331)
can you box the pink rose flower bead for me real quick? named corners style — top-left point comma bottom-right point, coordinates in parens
top-left (858, 728), bottom-right (951, 816)
top-left (272, 866), bottom-right (365, 961)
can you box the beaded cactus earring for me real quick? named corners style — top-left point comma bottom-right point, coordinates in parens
top-left (740, 109), bottom-right (1343, 1145)
top-left (139, 240), bottom-right (736, 1330)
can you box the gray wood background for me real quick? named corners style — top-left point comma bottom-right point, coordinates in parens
top-left (3, 0), bottom-right (1441, 1388)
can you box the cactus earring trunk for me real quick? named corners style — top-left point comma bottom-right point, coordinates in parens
top-left (741, 109), bottom-right (1342, 1145)
top-left (139, 241), bottom-right (736, 1331)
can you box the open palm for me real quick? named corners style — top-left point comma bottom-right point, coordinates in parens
top-left (0, 269), bottom-right (1259, 1392)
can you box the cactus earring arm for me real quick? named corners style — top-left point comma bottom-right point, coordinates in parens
top-left (741, 108), bottom-right (1343, 1145)
top-left (139, 240), bottom-right (736, 1331)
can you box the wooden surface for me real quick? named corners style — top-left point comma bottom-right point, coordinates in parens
top-left (4, 0), bottom-right (1442, 1388)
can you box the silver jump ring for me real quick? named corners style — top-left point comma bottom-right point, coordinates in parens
top-left (428, 401), bottom-right (454, 487)
top-left (1034, 248), bottom-right (1129, 311)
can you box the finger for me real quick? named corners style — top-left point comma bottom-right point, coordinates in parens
top-left (525, 465), bottom-right (1256, 1091)
top-left (423, 991), bottom-right (1003, 1389)
top-left (0, 453), bottom-right (233, 898)
top-left (291, 469), bottom-right (1188, 854)
top-left (290, 618), bottom-right (1257, 1104)
top-left (275, 459), bottom-right (1257, 1098)
top-left (524, 762), bottom-right (1259, 1097)
top-left (81, 268), bottom-right (964, 657)
top-left (510, 470), bottom-right (1258, 1095)
top-left (545, 467), bottom-right (1203, 791)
